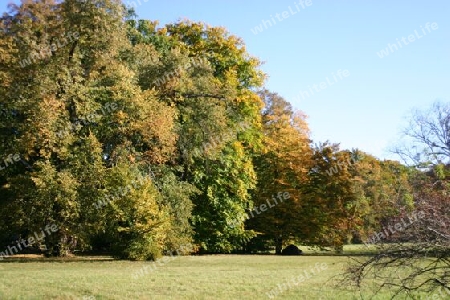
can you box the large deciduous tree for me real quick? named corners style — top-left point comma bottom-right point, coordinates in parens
top-left (126, 19), bottom-right (266, 252)
top-left (0, 0), bottom-right (180, 259)
top-left (246, 90), bottom-right (312, 254)
top-left (301, 144), bottom-right (359, 252)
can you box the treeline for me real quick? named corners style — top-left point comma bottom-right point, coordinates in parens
top-left (0, 0), bottom-right (443, 260)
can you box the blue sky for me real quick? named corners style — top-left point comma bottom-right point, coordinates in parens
top-left (5, 1), bottom-right (450, 160)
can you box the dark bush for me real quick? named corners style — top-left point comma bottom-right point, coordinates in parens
top-left (281, 244), bottom-right (303, 255)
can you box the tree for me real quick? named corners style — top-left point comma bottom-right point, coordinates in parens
top-left (246, 90), bottom-right (312, 254)
top-left (394, 101), bottom-right (450, 167)
top-left (127, 19), bottom-right (266, 252)
top-left (301, 144), bottom-right (359, 252)
top-left (344, 174), bottom-right (450, 298)
top-left (0, 0), bottom-right (180, 259)
top-left (349, 154), bottom-right (414, 245)
top-left (345, 101), bottom-right (450, 297)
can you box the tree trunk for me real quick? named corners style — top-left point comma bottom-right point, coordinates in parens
top-left (334, 244), bottom-right (344, 254)
top-left (44, 232), bottom-right (70, 257)
top-left (275, 237), bottom-right (283, 254)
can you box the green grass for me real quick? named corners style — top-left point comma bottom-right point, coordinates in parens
top-left (0, 252), bottom-right (435, 299)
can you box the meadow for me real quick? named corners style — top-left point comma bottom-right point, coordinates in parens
top-left (0, 246), bottom-right (435, 299)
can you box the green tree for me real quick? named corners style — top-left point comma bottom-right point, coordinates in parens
top-left (126, 19), bottom-right (266, 252)
top-left (349, 155), bottom-right (414, 244)
top-left (0, 0), bottom-right (180, 259)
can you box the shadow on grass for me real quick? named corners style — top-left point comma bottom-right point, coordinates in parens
top-left (0, 253), bottom-right (116, 263)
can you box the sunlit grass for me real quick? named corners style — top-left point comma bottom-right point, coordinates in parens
top-left (0, 248), bottom-right (435, 299)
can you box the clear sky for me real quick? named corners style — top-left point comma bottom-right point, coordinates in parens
top-left (5, 1), bottom-right (450, 160)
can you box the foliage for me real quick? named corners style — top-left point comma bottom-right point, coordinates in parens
top-left (0, 0), bottom-right (182, 259)
top-left (344, 101), bottom-right (450, 297)
top-left (126, 19), bottom-right (265, 252)
top-left (247, 90), bottom-right (312, 254)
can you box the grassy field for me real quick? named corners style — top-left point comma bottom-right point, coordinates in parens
top-left (0, 249), bottom-right (436, 299)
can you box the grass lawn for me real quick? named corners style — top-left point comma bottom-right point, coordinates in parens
top-left (0, 250), bottom-right (435, 299)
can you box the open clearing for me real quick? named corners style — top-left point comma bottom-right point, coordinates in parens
top-left (0, 253), bottom-right (432, 299)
